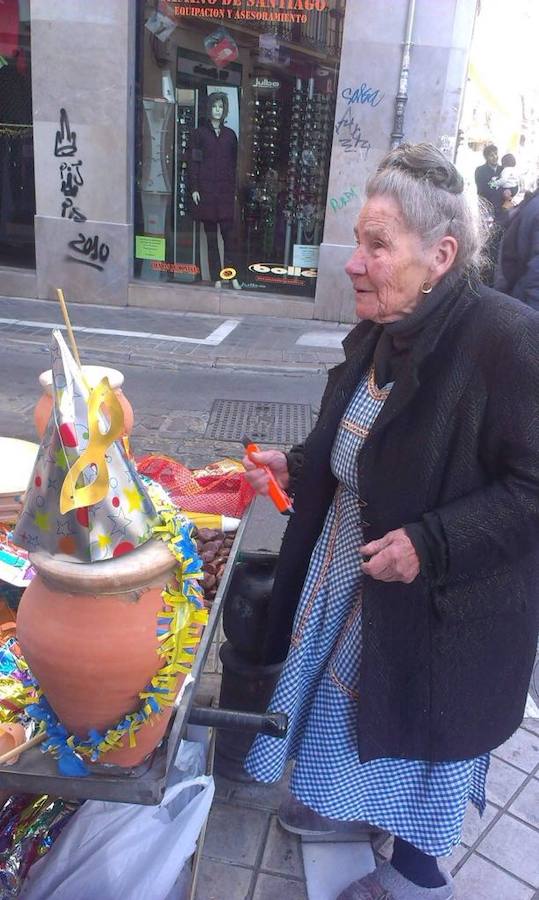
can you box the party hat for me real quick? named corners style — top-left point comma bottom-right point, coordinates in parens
top-left (13, 331), bottom-right (156, 562)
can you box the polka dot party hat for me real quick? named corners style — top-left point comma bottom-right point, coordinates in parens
top-left (13, 330), bottom-right (157, 562)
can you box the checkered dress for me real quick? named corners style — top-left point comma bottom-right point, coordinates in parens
top-left (245, 368), bottom-right (489, 857)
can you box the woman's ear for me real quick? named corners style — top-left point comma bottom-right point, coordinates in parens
top-left (432, 236), bottom-right (458, 281)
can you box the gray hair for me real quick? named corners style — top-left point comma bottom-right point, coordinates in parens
top-left (366, 143), bottom-right (487, 273)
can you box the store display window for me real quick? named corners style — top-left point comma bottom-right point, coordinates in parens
top-left (0, 0), bottom-right (35, 268)
top-left (134, 0), bottom-right (346, 298)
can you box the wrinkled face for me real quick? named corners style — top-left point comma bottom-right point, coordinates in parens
top-left (211, 99), bottom-right (224, 121)
top-left (485, 148), bottom-right (498, 167)
top-left (344, 195), bottom-right (432, 323)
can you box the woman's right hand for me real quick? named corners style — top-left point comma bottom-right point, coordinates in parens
top-left (192, 191), bottom-right (200, 205)
top-left (242, 450), bottom-right (290, 495)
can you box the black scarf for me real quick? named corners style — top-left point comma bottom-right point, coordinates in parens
top-left (373, 272), bottom-right (465, 388)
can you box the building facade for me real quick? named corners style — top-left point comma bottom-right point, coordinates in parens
top-left (0, 0), bottom-right (477, 323)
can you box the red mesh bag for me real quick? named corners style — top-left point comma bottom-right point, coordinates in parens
top-left (136, 454), bottom-right (254, 518)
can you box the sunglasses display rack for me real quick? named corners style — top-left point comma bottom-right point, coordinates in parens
top-left (245, 94), bottom-right (282, 258)
top-left (172, 89), bottom-right (198, 280)
top-left (175, 100), bottom-right (195, 222)
top-left (284, 79), bottom-right (334, 263)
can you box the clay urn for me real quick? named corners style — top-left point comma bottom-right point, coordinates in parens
top-left (0, 723), bottom-right (26, 765)
top-left (34, 365), bottom-right (134, 439)
top-left (16, 538), bottom-right (183, 768)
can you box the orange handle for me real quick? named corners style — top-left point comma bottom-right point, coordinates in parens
top-left (242, 437), bottom-right (293, 515)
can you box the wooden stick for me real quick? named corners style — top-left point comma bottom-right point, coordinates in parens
top-left (56, 288), bottom-right (82, 369)
top-left (0, 731), bottom-right (46, 765)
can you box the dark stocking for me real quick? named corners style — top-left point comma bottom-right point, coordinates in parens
top-left (203, 221), bottom-right (220, 281)
top-left (391, 836), bottom-right (445, 888)
top-left (203, 219), bottom-right (238, 281)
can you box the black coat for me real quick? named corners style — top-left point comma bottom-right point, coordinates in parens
top-left (474, 162), bottom-right (502, 209)
top-left (189, 124), bottom-right (237, 223)
top-left (498, 193), bottom-right (539, 310)
top-left (264, 280), bottom-right (539, 763)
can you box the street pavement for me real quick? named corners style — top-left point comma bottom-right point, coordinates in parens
top-left (0, 294), bottom-right (349, 376)
top-left (0, 295), bottom-right (538, 899)
top-left (0, 294), bottom-right (339, 468)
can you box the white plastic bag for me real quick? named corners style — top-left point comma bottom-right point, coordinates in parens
top-left (21, 741), bottom-right (214, 900)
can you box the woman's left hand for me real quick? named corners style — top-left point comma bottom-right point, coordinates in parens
top-left (360, 528), bottom-right (420, 583)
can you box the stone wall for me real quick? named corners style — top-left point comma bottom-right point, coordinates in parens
top-left (31, 0), bottom-right (134, 305)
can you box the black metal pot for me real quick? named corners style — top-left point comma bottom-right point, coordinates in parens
top-left (214, 641), bottom-right (284, 781)
top-left (222, 555), bottom-right (277, 663)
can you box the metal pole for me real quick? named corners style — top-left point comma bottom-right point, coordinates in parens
top-left (390, 0), bottom-right (417, 149)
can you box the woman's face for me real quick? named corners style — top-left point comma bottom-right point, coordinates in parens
top-left (345, 195), bottom-right (433, 323)
top-left (211, 99), bottom-right (224, 121)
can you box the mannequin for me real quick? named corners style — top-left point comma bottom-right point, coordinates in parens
top-left (190, 92), bottom-right (241, 289)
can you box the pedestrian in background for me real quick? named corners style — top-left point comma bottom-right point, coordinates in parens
top-left (474, 142), bottom-right (501, 208)
top-left (474, 144), bottom-right (504, 286)
top-left (243, 143), bottom-right (539, 900)
top-left (496, 183), bottom-right (539, 309)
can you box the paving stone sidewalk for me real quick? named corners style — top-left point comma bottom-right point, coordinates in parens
top-left (195, 634), bottom-right (539, 900)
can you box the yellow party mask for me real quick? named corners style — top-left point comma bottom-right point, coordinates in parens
top-left (59, 377), bottom-right (125, 514)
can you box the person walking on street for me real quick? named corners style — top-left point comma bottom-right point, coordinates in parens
top-left (243, 143), bottom-right (539, 900)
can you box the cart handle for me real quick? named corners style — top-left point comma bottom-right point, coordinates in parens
top-left (188, 706), bottom-right (287, 739)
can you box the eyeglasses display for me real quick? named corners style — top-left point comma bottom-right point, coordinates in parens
top-left (176, 101), bottom-right (194, 220)
top-left (244, 76), bottom-right (335, 273)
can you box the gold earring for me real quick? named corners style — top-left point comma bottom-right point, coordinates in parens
top-left (420, 281), bottom-right (433, 294)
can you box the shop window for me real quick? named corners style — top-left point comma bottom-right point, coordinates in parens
top-left (134, 0), bottom-right (346, 299)
top-left (0, 0), bottom-right (35, 269)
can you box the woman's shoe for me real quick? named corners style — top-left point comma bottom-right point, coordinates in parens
top-left (277, 793), bottom-right (378, 841)
top-left (336, 862), bottom-right (453, 899)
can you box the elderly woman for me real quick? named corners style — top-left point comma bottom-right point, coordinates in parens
top-left (242, 144), bottom-right (539, 900)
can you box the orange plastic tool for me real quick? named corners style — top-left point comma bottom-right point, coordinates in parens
top-left (242, 435), bottom-right (294, 516)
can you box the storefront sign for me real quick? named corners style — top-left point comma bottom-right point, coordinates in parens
top-left (135, 236), bottom-right (166, 261)
top-left (173, 1), bottom-right (329, 23)
top-left (252, 77), bottom-right (281, 90)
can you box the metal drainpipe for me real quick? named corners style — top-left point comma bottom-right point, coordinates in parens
top-left (390, 0), bottom-right (417, 149)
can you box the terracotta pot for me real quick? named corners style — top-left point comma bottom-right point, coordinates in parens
top-left (0, 621), bottom-right (17, 647)
top-left (34, 365), bottom-right (134, 439)
top-left (16, 539), bottom-right (184, 768)
top-left (0, 723), bottom-right (26, 765)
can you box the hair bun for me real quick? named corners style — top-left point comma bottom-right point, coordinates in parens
top-left (378, 143), bottom-right (464, 195)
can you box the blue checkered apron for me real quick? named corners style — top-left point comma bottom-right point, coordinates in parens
top-left (245, 367), bottom-right (489, 856)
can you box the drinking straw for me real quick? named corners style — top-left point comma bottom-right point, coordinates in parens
top-left (56, 288), bottom-right (82, 369)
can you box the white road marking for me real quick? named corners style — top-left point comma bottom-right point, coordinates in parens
top-left (0, 317), bottom-right (241, 346)
top-left (296, 331), bottom-right (349, 348)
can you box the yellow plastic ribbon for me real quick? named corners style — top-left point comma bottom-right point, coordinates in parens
top-left (59, 378), bottom-right (125, 514)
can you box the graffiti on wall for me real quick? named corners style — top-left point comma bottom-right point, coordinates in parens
top-left (332, 79), bottom-right (384, 157)
top-left (334, 106), bottom-right (371, 157)
top-left (54, 108), bottom-right (87, 223)
top-left (66, 233), bottom-right (110, 272)
top-left (329, 185), bottom-right (359, 213)
top-left (54, 108), bottom-right (112, 271)
top-left (341, 83), bottom-right (384, 108)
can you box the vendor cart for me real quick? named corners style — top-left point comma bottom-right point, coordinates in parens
top-left (0, 500), bottom-right (287, 806)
